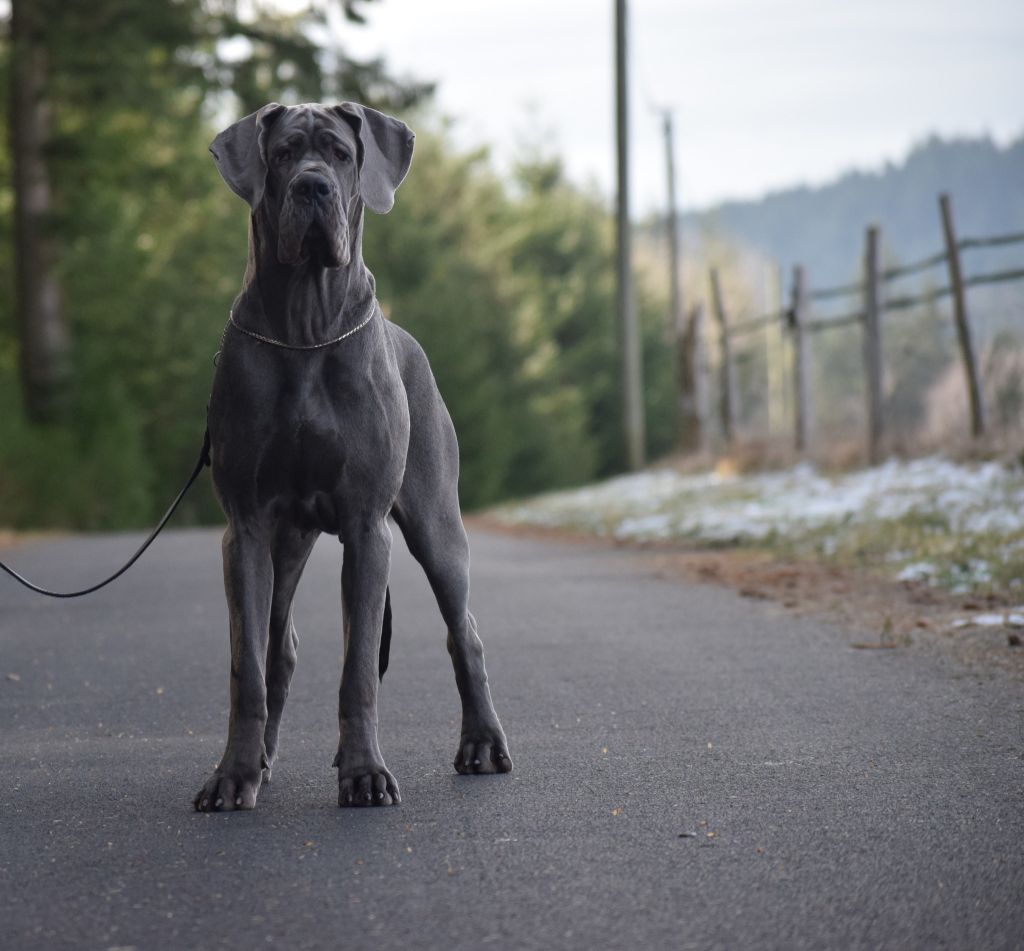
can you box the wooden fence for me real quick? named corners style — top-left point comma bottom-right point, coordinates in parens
top-left (680, 192), bottom-right (1024, 461)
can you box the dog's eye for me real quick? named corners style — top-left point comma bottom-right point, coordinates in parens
top-left (275, 149), bottom-right (292, 164)
top-left (334, 148), bottom-right (352, 164)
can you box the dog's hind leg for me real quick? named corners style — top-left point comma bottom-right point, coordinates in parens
top-left (263, 526), bottom-right (318, 781)
top-left (390, 323), bottom-right (512, 775)
top-left (392, 501), bottom-right (513, 776)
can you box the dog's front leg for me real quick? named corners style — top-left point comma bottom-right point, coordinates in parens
top-left (194, 522), bottom-right (273, 812)
top-left (334, 518), bottom-right (401, 807)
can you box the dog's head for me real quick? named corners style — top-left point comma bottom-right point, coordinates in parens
top-left (210, 102), bottom-right (414, 268)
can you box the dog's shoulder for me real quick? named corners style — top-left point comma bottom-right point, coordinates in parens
top-left (384, 319), bottom-right (451, 414)
top-left (385, 320), bottom-right (430, 375)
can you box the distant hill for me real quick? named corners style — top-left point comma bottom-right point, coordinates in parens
top-left (681, 133), bottom-right (1024, 291)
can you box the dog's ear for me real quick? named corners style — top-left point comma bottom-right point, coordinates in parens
top-left (209, 102), bottom-right (288, 209)
top-left (334, 103), bottom-right (415, 214)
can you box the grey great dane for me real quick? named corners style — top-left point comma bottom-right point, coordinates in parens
top-left (194, 101), bottom-right (512, 812)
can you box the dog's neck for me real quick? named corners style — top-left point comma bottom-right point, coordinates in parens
top-left (237, 200), bottom-right (376, 347)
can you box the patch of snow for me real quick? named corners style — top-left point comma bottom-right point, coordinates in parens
top-left (614, 513), bottom-right (674, 540)
top-left (498, 455), bottom-right (1024, 592)
top-left (952, 610), bottom-right (1024, 629)
top-left (511, 457), bottom-right (1023, 538)
top-left (896, 562), bottom-right (938, 583)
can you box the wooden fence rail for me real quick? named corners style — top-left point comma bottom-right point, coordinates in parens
top-left (689, 192), bottom-right (1024, 460)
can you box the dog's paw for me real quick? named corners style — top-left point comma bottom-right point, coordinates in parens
top-left (454, 728), bottom-right (513, 775)
top-left (193, 766), bottom-right (263, 813)
top-left (334, 752), bottom-right (401, 807)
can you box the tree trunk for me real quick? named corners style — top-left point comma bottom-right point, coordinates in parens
top-left (10, 0), bottom-right (69, 421)
top-left (676, 303), bottom-right (704, 453)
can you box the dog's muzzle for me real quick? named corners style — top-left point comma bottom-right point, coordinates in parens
top-left (277, 170), bottom-right (350, 268)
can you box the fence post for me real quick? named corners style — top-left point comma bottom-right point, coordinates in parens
top-left (764, 263), bottom-right (786, 436)
top-left (676, 303), bottom-right (705, 453)
top-left (789, 265), bottom-right (812, 453)
top-left (862, 225), bottom-right (885, 465)
top-left (709, 267), bottom-right (735, 445)
top-left (695, 303), bottom-right (713, 452)
top-left (939, 193), bottom-right (985, 438)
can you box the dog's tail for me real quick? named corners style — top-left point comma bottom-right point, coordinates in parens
top-left (379, 585), bottom-right (392, 681)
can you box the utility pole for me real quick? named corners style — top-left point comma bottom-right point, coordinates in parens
top-left (615, 0), bottom-right (646, 470)
top-left (661, 110), bottom-right (682, 338)
top-left (661, 108), bottom-right (701, 451)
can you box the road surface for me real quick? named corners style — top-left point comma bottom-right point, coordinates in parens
top-left (1, 526), bottom-right (1022, 950)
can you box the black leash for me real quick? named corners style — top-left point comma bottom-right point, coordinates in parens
top-left (0, 428), bottom-right (211, 598)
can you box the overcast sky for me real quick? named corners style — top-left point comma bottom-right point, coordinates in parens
top-left (340, 0), bottom-right (1024, 213)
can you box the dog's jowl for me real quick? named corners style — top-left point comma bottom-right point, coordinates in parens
top-left (194, 102), bottom-right (512, 812)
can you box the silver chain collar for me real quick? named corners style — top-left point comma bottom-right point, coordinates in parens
top-left (228, 300), bottom-right (377, 351)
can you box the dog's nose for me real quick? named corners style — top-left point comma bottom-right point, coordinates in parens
top-left (292, 171), bottom-right (332, 204)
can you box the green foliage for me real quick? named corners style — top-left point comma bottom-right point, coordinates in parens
top-left (0, 4), bottom-right (677, 528)
top-left (502, 155), bottom-right (620, 478)
top-left (198, 0), bottom-right (431, 114)
top-left (0, 353), bottom-right (153, 529)
top-left (365, 131), bottom-right (677, 509)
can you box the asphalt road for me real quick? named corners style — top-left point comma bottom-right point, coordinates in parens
top-left (1, 526), bottom-right (1022, 950)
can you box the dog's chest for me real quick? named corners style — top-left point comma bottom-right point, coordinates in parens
top-left (252, 365), bottom-right (405, 531)
top-left (264, 416), bottom-right (348, 532)
top-left (211, 330), bottom-right (410, 534)
top-left (273, 411), bottom-right (347, 488)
